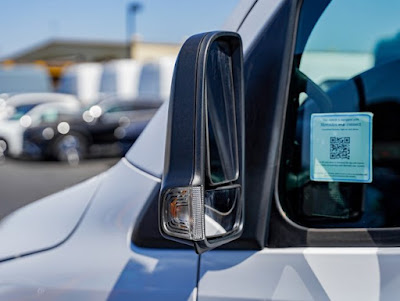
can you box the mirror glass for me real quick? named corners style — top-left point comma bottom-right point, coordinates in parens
top-left (206, 39), bottom-right (239, 184)
top-left (204, 185), bottom-right (241, 238)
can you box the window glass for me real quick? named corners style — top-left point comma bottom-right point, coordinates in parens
top-left (106, 104), bottom-right (134, 113)
top-left (280, 0), bottom-right (400, 228)
top-left (40, 109), bottom-right (59, 123)
top-left (9, 104), bottom-right (37, 120)
top-left (99, 69), bottom-right (117, 94)
top-left (138, 64), bottom-right (160, 99)
top-left (300, 0), bottom-right (400, 89)
top-left (206, 40), bottom-right (238, 185)
top-left (0, 67), bottom-right (52, 93)
top-left (57, 74), bottom-right (77, 95)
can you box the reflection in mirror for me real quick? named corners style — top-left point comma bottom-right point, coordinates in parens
top-left (206, 40), bottom-right (238, 185)
top-left (204, 185), bottom-right (241, 238)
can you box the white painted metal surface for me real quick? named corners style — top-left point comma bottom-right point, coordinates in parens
top-left (198, 247), bottom-right (400, 301)
top-left (125, 100), bottom-right (168, 178)
top-left (0, 159), bottom-right (198, 300)
top-left (0, 175), bottom-right (102, 261)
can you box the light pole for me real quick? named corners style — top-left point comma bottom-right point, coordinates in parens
top-left (126, 2), bottom-right (142, 58)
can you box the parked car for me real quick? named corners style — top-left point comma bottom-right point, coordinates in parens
top-left (0, 93), bottom-right (81, 157)
top-left (22, 97), bottom-right (162, 162)
top-left (57, 62), bottom-right (103, 106)
top-left (0, 92), bottom-right (79, 120)
top-left (2, 0), bottom-right (400, 300)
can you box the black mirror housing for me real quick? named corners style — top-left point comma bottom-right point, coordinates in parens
top-left (159, 31), bottom-right (245, 254)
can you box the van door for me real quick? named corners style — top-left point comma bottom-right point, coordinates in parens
top-left (198, 0), bottom-right (400, 299)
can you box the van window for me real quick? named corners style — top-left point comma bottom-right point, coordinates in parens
top-left (279, 0), bottom-right (400, 228)
top-left (138, 64), bottom-right (160, 99)
top-left (40, 109), bottom-right (59, 123)
top-left (0, 66), bottom-right (52, 93)
top-left (57, 74), bottom-right (77, 95)
top-left (106, 104), bottom-right (134, 113)
top-left (99, 69), bottom-right (117, 94)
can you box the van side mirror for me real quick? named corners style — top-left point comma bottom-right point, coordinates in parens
top-left (159, 31), bottom-right (244, 254)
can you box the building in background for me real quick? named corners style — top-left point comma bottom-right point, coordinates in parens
top-left (1, 38), bottom-right (181, 87)
top-left (130, 39), bottom-right (181, 62)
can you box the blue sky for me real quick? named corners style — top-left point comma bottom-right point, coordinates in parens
top-left (3, 0), bottom-right (400, 60)
top-left (0, 0), bottom-right (239, 59)
top-left (306, 0), bottom-right (400, 53)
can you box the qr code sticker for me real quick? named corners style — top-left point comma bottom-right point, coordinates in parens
top-left (330, 137), bottom-right (350, 159)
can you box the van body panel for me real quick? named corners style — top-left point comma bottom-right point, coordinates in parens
top-left (0, 174), bottom-right (102, 262)
top-left (58, 63), bottom-right (103, 105)
top-left (100, 59), bottom-right (142, 100)
top-left (125, 100), bottom-right (168, 178)
top-left (0, 159), bottom-right (198, 300)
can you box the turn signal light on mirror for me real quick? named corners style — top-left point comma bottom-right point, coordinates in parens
top-left (162, 186), bottom-right (205, 241)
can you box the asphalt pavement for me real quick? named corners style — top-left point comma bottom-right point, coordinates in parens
top-left (0, 157), bottom-right (119, 220)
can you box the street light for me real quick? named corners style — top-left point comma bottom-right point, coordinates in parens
top-left (126, 2), bottom-right (142, 58)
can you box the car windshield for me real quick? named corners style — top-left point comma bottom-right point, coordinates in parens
top-left (8, 104), bottom-right (37, 120)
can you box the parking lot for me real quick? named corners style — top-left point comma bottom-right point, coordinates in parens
top-left (0, 157), bottom-right (119, 220)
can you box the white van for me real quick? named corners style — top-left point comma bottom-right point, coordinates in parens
top-left (1, 0), bottom-right (400, 300)
top-left (100, 57), bottom-right (175, 102)
top-left (57, 63), bottom-right (103, 106)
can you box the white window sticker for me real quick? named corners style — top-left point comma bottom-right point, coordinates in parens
top-left (310, 112), bottom-right (373, 183)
